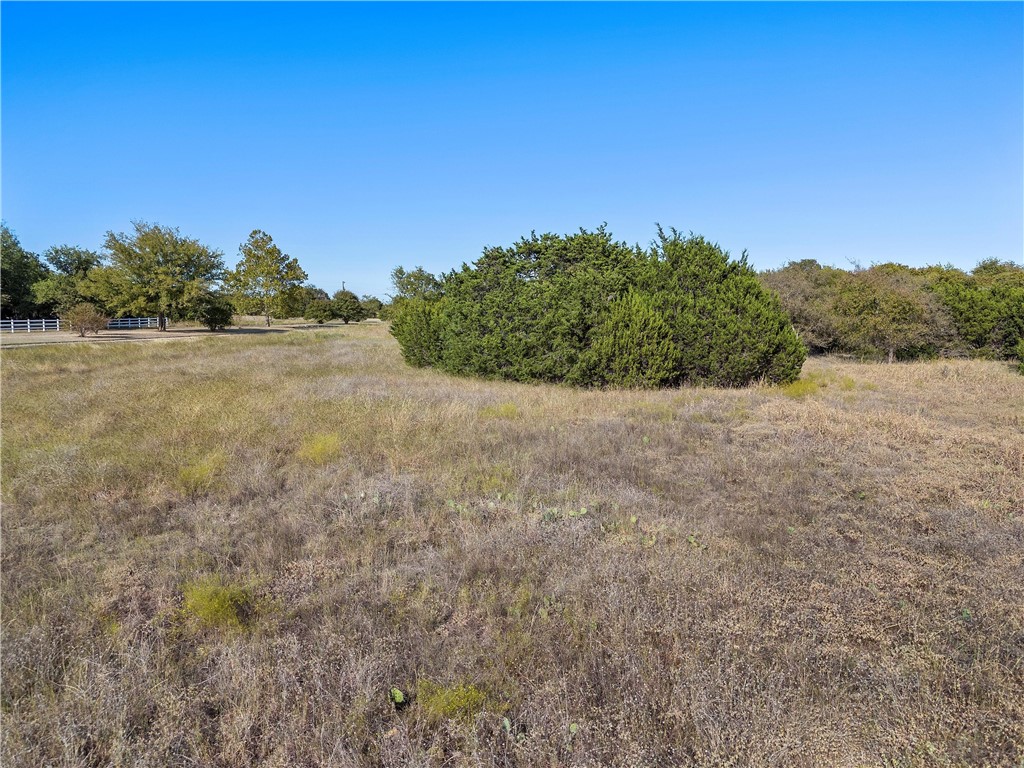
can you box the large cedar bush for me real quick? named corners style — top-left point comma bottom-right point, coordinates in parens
top-left (391, 227), bottom-right (805, 387)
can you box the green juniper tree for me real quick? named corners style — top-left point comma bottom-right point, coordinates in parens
top-left (304, 299), bottom-right (335, 324)
top-left (331, 289), bottom-right (365, 324)
top-left (392, 226), bottom-right (805, 387)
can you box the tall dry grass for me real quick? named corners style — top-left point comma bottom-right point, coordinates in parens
top-left (2, 324), bottom-right (1022, 766)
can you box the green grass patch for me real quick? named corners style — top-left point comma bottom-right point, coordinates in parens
top-left (779, 377), bottom-right (821, 398)
top-left (177, 450), bottom-right (227, 495)
top-left (181, 575), bottom-right (259, 632)
top-left (297, 433), bottom-right (343, 465)
top-left (415, 680), bottom-right (492, 724)
top-left (479, 402), bottom-right (520, 420)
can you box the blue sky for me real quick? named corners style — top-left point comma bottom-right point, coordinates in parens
top-left (2, 2), bottom-right (1021, 299)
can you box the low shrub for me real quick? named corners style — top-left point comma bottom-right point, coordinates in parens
top-left (196, 292), bottom-right (235, 330)
top-left (61, 302), bottom-right (108, 336)
top-left (479, 402), bottom-right (520, 420)
top-left (779, 377), bottom-right (821, 398)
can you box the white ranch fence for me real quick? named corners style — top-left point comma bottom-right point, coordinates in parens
top-left (105, 317), bottom-right (162, 330)
top-left (1, 317), bottom-right (163, 333)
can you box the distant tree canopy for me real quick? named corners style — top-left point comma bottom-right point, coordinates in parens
top-left (3, 222), bottom-right (395, 330)
top-left (761, 259), bottom-right (1024, 361)
top-left (227, 230), bottom-right (307, 326)
top-left (92, 222), bottom-right (225, 331)
top-left (359, 294), bottom-right (383, 319)
top-left (32, 245), bottom-right (103, 315)
top-left (1, 223), bottom-right (50, 319)
top-left (331, 289), bottom-right (365, 324)
top-left (390, 266), bottom-right (442, 301)
top-left (390, 226), bottom-right (806, 388)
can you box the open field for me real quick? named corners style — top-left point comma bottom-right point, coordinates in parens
top-left (1, 324), bottom-right (1022, 767)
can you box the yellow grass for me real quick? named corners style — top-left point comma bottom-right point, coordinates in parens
top-left (2, 324), bottom-right (1022, 766)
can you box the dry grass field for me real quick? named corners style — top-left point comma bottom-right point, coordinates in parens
top-left (2, 324), bottom-right (1022, 767)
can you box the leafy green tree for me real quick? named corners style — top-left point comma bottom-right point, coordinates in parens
top-left (32, 245), bottom-right (103, 315)
top-left (32, 274), bottom-right (80, 316)
top-left (332, 289), bottom-right (365, 323)
top-left (923, 260), bottom-right (1024, 359)
top-left (43, 245), bottom-right (102, 277)
top-left (286, 285), bottom-right (330, 318)
top-left (760, 260), bottom-right (850, 353)
top-left (360, 295), bottom-right (383, 319)
top-left (304, 299), bottom-right (335, 324)
top-left (832, 266), bottom-right (951, 363)
top-left (97, 222), bottom-right (224, 330)
top-left (227, 230), bottom-right (307, 327)
top-left (390, 266), bottom-right (441, 300)
top-left (1, 223), bottom-right (50, 318)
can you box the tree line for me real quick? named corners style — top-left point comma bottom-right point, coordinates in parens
top-left (760, 259), bottom-right (1024, 364)
top-left (390, 227), bottom-right (1024, 388)
top-left (0, 222), bottom-right (384, 330)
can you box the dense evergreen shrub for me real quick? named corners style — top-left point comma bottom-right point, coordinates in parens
top-left (391, 297), bottom-right (442, 368)
top-left (391, 227), bottom-right (806, 387)
top-left (196, 292), bottom-right (235, 330)
top-left (645, 229), bottom-right (806, 386)
top-left (303, 299), bottom-right (334, 324)
top-left (923, 260), bottom-right (1024, 359)
top-left (581, 290), bottom-right (680, 388)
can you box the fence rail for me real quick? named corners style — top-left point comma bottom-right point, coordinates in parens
top-left (0, 318), bottom-right (63, 333)
top-left (105, 317), bottom-right (162, 329)
top-left (1, 317), bottom-right (163, 333)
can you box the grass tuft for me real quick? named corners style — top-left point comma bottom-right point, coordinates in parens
top-left (778, 376), bottom-right (821, 398)
top-left (415, 680), bottom-right (492, 724)
top-left (180, 575), bottom-right (258, 632)
top-left (177, 450), bottom-right (227, 495)
top-left (297, 432), bottom-right (343, 464)
top-left (479, 401), bottom-right (520, 420)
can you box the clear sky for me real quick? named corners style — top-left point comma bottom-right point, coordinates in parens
top-left (2, 2), bottom-right (1022, 299)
